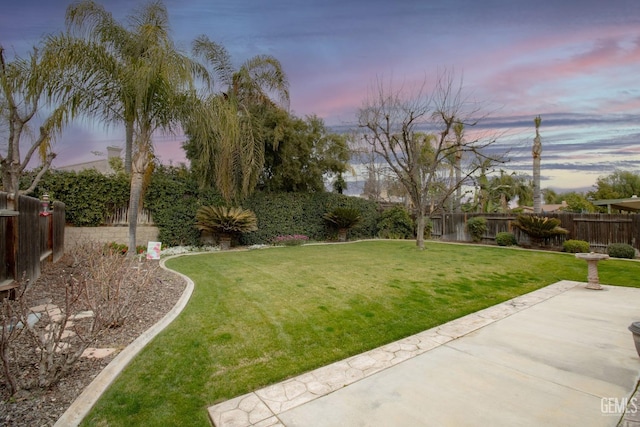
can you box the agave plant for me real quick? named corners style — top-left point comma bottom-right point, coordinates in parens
top-left (511, 214), bottom-right (567, 247)
top-left (196, 206), bottom-right (258, 249)
top-left (323, 207), bottom-right (362, 242)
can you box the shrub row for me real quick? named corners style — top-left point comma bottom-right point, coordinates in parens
top-left (29, 168), bottom-right (638, 254)
top-left (240, 192), bottom-right (379, 245)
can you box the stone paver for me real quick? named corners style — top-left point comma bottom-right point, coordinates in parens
top-left (82, 348), bottom-right (117, 358)
top-left (207, 280), bottom-right (584, 427)
top-left (26, 304), bottom-right (115, 360)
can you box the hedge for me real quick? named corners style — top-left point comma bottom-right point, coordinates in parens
top-left (240, 192), bottom-right (379, 245)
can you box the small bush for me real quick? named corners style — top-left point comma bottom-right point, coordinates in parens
top-left (467, 217), bottom-right (487, 243)
top-left (607, 243), bottom-right (636, 259)
top-left (495, 232), bottom-right (517, 247)
top-left (377, 206), bottom-right (414, 239)
top-left (105, 242), bottom-right (146, 255)
top-left (106, 242), bottom-right (127, 255)
top-left (273, 235), bottom-right (309, 246)
top-left (562, 239), bottom-right (590, 253)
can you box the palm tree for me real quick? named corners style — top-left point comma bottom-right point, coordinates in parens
top-left (186, 35), bottom-right (289, 204)
top-left (54, 0), bottom-right (209, 254)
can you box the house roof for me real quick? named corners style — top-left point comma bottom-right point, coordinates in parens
top-left (591, 196), bottom-right (640, 213)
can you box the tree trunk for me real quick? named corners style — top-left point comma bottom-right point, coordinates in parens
top-left (1, 163), bottom-right (19, 210)
top-left (455, 153), bottom-right (462, 213)
top-left (125, 120), bottom-right (133, 174)
top-left (219, 234), bottom-right (231, 250)
top-left (128, 140), bottom-right (148, 255)
top-left (127, 170), bottom-right (143, 256)
top-left (533, 156), bottom-right (541, 214)
top-left (415, 211), bottom-right (425, 250)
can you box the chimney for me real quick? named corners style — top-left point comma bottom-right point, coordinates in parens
top-left (106, 146), bottom-right (122, 159)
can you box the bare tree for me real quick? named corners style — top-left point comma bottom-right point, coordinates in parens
top-left (358, 72), bottom-right (503, 249)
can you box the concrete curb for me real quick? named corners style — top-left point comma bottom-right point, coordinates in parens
top-left (54, 254), bottom-right (195, 427)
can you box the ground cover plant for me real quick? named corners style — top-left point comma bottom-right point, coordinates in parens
top-left (82, 240), bottom-right (640, 426)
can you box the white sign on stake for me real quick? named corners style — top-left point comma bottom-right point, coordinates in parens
top-left (146, 241), bottom-right (161, 260)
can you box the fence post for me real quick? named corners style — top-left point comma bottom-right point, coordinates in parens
top-left (0, 209), bottom-right (19, 298)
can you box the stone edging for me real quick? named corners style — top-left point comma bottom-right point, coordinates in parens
top-left (53, 254), bottom-right (195, 427)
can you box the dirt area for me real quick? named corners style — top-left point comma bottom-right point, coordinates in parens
top-left (0, 252), bottom-right (186, 426)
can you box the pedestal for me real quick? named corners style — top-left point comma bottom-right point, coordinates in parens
top-left (575, 253), bottom-right (609, 290)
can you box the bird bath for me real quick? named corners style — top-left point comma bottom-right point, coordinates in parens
top-left (575, 252), bottom-right (609, 290)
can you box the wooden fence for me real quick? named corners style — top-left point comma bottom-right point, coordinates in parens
top-left (431, 212), bottom-right (640, 251)
top-left (0, 192), bottom-right (65, 296)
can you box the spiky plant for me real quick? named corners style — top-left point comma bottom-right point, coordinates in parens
top-left (324, 208), bottom-right (362, 229)
top-left (195, 206), bottom-right (258, 236)
top-left (324, 207), bottom-right (362, 242)
top-left (511, 215), bottom-right (567, 238)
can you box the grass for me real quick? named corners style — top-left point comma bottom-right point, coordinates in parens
top-left (82, 240), bottom-right (640, 426)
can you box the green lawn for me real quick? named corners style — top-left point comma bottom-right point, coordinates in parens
top-left (82, 240), bottom-right (640, 426)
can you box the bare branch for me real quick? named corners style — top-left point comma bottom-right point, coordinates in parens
top-left (357, 70), bottom-right (504, 248)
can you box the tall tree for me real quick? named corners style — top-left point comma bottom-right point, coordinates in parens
top-left (258, 110), bottom-right (349, 193)
top-left (532, 115), bottom-right (542, 214)
top-left (588, 170), bottom-right (640, 200)
top-left (185, 35), bottom-right (290, 203)
top-left (358, 72), bottom-right (502, 249)
top-left (0, 44), bottom-right (82, 206)
top-left (57, 0), bottom-right (208, 253)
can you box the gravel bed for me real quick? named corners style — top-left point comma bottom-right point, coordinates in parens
top-left (0, 251), bottom-right (187, 427)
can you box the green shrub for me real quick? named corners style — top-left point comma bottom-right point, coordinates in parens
top-left (467, 216), bottom-right (487, 243)
top-left (377, 206), bottom-right (414, 239)
top-left (607, 243), bottom-right (636, 259)
top-left (30, 169), bottom-right (129, 226)
top-left (144, 166), bottom-right (224, 247)
top-left (495, 232), bottom-right (517, 246)
top-left (240, 192), bottom-right (379, 245)
top-left (105, 242), bottom-right (146, 255)
top-left (272, 235), bottom-right (309, 246)
top-left (562, 239), bottom-right (590, 253)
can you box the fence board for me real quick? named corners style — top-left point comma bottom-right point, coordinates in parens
top-left (430, 212), bottom-right (640, 251)
top-left (52, 201), bottom-right (65, 262)
top-left (0, 193), bottom-right (7, 284)
top-left (18, 195), bottom-right (41, 282)
top-left (0, 193), bottom-right (65, 295)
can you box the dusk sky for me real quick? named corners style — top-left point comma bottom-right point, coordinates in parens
top-left (2, 0), bottom-right (640, 193)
